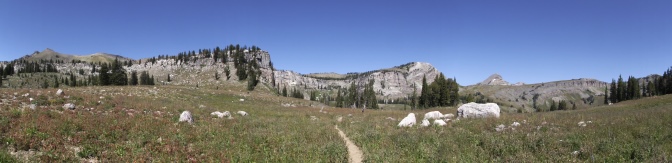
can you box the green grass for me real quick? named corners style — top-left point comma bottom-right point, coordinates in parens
top-left (1, 85), bottom-right (671, 162)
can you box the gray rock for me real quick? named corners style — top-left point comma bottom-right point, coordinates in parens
top-left (457, 102), bottom-right (501, 118)
top-left (179, 111), bottom-right (193, 124)
top-left (56, 89), bottom-right (64, 96)
top-left (397, 113), bottom-right (416, 127)
top-left (63, 103), bottom-right (75, 110)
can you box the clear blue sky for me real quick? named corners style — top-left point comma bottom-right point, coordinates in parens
top-left (1, 0), bottom-right (671, 85)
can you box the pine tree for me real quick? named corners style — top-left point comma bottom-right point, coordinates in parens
top-left (247, 68), bottom-right (258, 91)
top-left (282, 86), bottom-right (288, 97)
top-left (167, 74), bottom-right (171, 82)
top-left (130, 71), bottom-right (138, 85)
top-left (604, 86), bottom-right (609, 104)
top-left (336, 89), bottom-right (343, 107)
top-left (617, 75), bottom-right (625, 102)
top-left (550, 100), bottom-right (557, 111)
top-left (610, 79), bottom-right (617, 103)
top-left (419, 75), bottom-right (428, 108)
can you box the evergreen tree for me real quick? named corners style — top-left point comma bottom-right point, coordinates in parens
top-left (604, 86), bottom-right (609, 104)
top-left (411, 84), bottom-right (417, 109)
top-left (69, 73), bottom-right (77, 87)
top-left (550, 100), bottom-right (557, 111)
top-left (53, 75), bottom-right (59, 88)
top-left (99, 63), bottom-right (110, 85)
top-left (347, 82), bottom-right (358, 108)
top-left (617, 75), bottom-right (625, 102)
top-left (419, 75), bottom-right (428, 108)
top-left (246, 68), bottom-right (258, 91)
top-left (224, 65), bottom-right (231, 80)
top-left (130, 71), bottom-right (138, 85)
top-left (336, 89), bottom-right (343, 107)
top-left (110, 58), bottom-right (128, 85)
top-left (558, 100), bottom-right (567, 110)
top-left (282, 86), bottom-right (288, 97)
top-left (167, 74), bottom-right (171, 82)
top-left (610, 79), bottom-right (617, 103)
top-left (572, 102), bottom-right (577, 110)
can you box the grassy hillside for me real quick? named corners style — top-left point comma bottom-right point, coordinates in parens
top-left (1, 84), bottom-right (671, 162)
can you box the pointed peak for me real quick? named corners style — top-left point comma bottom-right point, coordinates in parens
top-left (479, 73), bottom-right (509, 86)
top-left (43, 48), bottom-right (55, 53)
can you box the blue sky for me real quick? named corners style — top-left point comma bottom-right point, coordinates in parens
top-left (1, 0), bottom-right (670, 85)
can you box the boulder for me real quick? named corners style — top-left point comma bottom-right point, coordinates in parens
top-left (443, 113), bottom-right (455, 119)
top-left (423, 111), bottom-right (443, 120)
top-left (433, 119), bottom-right (447, 126)
top-left (237, 111), bottom-right (248, 116)
top-left (420, 119), bottom-right (430, 127)
top-left (457, 102), bottom-right (500, 118)
top-left (397, 113), bottom-right (416, 127)
top-left (63, 103), bottom-right (75, 110)
top-left (210, 111), bottom-right (227, 118)
top-left (179, 111), bottom-right (194, 124)
top-left (56, 89), bottom-right (64, 96)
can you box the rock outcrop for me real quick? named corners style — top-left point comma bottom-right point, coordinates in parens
top-left (179, 111), bottom-right (193, 124)
top-left (274, 62), bottom-right (440, 99)
top-left (398, 113), bottom-right (416, 127)
top-left (457, 102), bottom-right (501, 118)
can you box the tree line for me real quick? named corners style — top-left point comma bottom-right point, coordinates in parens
top-left (418, 73), bottom-right (459, 109)
top-left (607, 66), bottom-right (672, 104)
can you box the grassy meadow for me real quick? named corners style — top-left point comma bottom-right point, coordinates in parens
top-left (1, 84), bottom-right (671, 162)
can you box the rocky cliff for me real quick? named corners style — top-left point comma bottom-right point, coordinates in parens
top-left (464, 77), bottom-right (609, 113)
top-left (3, 49), bottom-right (439, 99)
top-left (273, 62), bottom-right (440, 99)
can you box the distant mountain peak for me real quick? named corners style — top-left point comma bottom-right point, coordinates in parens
top-left (479, 73), bottom-right (510, 86)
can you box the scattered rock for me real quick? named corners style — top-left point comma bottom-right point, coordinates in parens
top-left (199, 105), bottom-right (206, 108)
top-left (457, 102), bottom-right (501, 118)
top-left (386, 117), bottom-right (396, 121)
top-left (397, 113), bottom-right (416, 127)
top-left (237, 111), bottom-right (248, 116)
top-left (433, 119), bottom-right (447, 126)
top-left (29, 104), bottom-right (36, 110)
top-left (495, 124), bottom-right (506, 132)
top-left (511, 122), bottom-right (521, 127)
top-left (578, 121), bottom-right (586, 127)
top-left (63, 103), bottom-right (76, 110)
top-left (210, 111), bottom-right (231, 118)
top-left (239, 99), bottom-right (245, 102)
top-left (420, 119), bottom-right (430, 127)
top-left (56, 89), bottom-right (64, 96)
top-left (179, 111), bottom-right (194, 124)
top-left (310, 116), bottom-right (318, 121)
top-left (571, 150), bottom-right (580, 155)
top-left (337, 116), bottom-right (343, 122)
top-left (423, 111), bottom-right (443, 120)
top-left (443, 113), bottom-right (455, 119)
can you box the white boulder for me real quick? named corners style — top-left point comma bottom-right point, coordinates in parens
top-left (210, 111), bottom-right (231, 118)
top-left (443, 113), bottom-right (455, 119)
top-left (237, 111), bottom-right (248, 116)
top-left (397, 113), bottom-right (416, 127)
top-left (578, 121), bottom-right (586, 127)
top-left (420, 119), bottom-right (431, 127)
top-left (63, 103), bottom-right (76, 110)
top-left (511, 122), bottom-right (521, 127)
top-left (433, 119), bottom-right (447, 126)
top-left (495, 124), bottom-right (506, 132)
top-left (457, 102), bottom-right (501, 118)
top-left (179, 111), bottom-right (194, 124)
top-left (423, 111), bottom-right (443, 120)
top-left (56, 89), bottom-right (64, 96)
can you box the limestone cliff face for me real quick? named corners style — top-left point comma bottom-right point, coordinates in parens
top-left (6, 49), bottom-right (441, 99)
top-left (273, 62), bottom-right (440, 99)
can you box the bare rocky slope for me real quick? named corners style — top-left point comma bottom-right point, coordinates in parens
top-left (463, 74), bottom-right (609, 113)
top-left (2, 49), bottom-right (439, 100)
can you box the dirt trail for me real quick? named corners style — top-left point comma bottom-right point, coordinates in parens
top-left (335, 125), bottom-right (363, 163)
